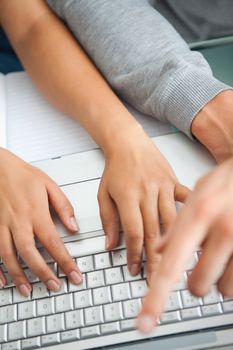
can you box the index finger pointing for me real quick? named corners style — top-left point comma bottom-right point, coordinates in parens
top-left (136, 195), bottom-right (217, 333)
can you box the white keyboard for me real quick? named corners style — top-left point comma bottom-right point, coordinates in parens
top-left (0, 235), bottom-right (233, 350)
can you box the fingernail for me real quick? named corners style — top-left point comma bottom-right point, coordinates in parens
top-left (0, 279), bottom-right (5, 289)
top-left (19, 284), bottom-right (31, 297)
top-left (130, 264), bottom-right (140, 276)
top-left (70, 216), bottom-right (79, 231)
top-left (46, 279), bottom-right (61, 292)
top-left (69, 270), bottom-right (82, 285)
top-left (136, 315), bottom-right (156, 333)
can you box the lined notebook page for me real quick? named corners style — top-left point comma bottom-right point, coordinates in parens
top-left (6, 72), bottom-right (175, 163)
top-left (0, 73), bottom-right (6, 148)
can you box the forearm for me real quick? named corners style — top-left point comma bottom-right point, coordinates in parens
top-left (0, 0), bottom-right (141, 155)
top-left (47, 0), bottom-right (231, 138)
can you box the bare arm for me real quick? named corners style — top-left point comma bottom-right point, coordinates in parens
top-left (0, 0), bottom-right (189, 293)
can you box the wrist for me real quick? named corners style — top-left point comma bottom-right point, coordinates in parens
top-left (101, 119), bottom-right (146, 159)
top-left (191, 90), bottom-right (233, 162)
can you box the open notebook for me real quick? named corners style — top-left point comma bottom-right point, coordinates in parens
top-left (0, 71), bottom-right (175, 163)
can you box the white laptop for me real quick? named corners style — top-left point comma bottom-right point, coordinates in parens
top-left (19, 132), bottom-right (231, 350)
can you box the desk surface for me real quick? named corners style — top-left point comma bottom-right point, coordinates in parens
top-left (196, 42), bottom-right (233, 86)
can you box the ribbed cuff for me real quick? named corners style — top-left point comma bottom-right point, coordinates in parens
top-left (159, 68), bottom-right (233, 139)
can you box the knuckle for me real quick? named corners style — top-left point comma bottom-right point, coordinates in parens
top-left (125, 228), bottom-right (141, 241)
top-left (47, 235), bottom-right (62, 251)
top-left (145, 230), bottom-right (158, 242)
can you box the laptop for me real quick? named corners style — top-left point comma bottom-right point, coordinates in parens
top-left (8, 132), bottom-right (226, 350)
top-left (1, 40), bottom-right (233, 350)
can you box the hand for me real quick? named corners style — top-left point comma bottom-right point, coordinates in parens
top-left (0, 148), bottom-right (82, 295)
top-left (192, 90), bottom-right (233, 163)
top-left (137, 157), bottom-right (233, 333)
top-left (98, 127), bottom-right (189, 278)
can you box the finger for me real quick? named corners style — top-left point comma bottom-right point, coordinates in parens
top-left (218, 255), bottom-right (233, 297)
top-left (136, 194), bottom-right (218, 333)
top-left (117, 200), bottom-right (144, 276)
top-left (158, 188), bottom-right (177, 234)
top-left (12, 225), bottom-right (61, 292)
top-left (35, 216), bottom-right (82, 285)
top-left (46, 178), bottom-right (79, 233)
top-left (188, 217), bottom-right (233, 296)
top-left (0, 227), bottom-right (31, 296)
top-left (141, 199), bottom-right (161, 280)
top-left (98, 185), bottom-right (120, 250)
top-left (175, 184), bottom-right (191, 203)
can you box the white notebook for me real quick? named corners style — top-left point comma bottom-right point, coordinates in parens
top-left (0, 71), bottom-right (175, 163)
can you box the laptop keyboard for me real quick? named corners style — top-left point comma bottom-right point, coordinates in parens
top-left (0, 246), bottom-right (233, 350)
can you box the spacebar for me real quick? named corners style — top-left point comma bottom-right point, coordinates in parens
top-left (65, 234), bottom-right (125, 258)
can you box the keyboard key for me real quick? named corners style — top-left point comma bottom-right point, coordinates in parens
top-left (27, 317), bottom-right (45, 337)
top-left (105, 267), bottom-right (123, 285)
top-left (50, 278), bottom-right (67, 296)
top-left (93, 286), bottom-right (111, 305)
top-left (41, 333), bottom-right (60, 346)
top-left (181, 290), bottom-right (202, 308)
top-left (202, 303), bottom-right (222, 316)
top-left (0, 289), bottom-right (12, 306)
top-left (65, 310), bottom-right (84, 329)
top-left (13, 288), bottom-right (31, 303)
top-left (21, 337), bottom-right (40, 349)
top-left (55, 294), bottom-right (73, 313)
top-left (174, 273), bottom-right (187, 291)
top-left (77, 256), bottom-right (94, 273)
top-left (112, 283), bottom-right (131, 302)
top-left (46, 313), bottom-right (65, 333)
top-left (130, 280), bottom-right (148, 298)
top-left (165, 291), bottom-right (182, 311)
top-left (0, 305), bottom-right (17, 324)
top-left (32, 283), bottom-right (49, 299)
top-left (18, 301), bottom-right (36, 320)
top-left (61, 329), bottom-right (80, 342)
top-left (81, 325), bottom-right (100, 339)
top-left (101, 321), bottom-right (120, 335)
top-left (87, 270), bottom-right (105, 288)
top-left (160, 311), bottom-right (181, 324)
top-left (104, 302), bottom-right (123, 322)
top-left (8, 321), bottom-right (26, 341)
top-left (0, 324), bottom-right (7, 343)
top-left (203, 286), bottom-right (222, 304)
top-left (74, 290), bottom-right (93, 309)
top-left (69, 274), bottom-right (86, 292)
top-left (2, 341), bottom-right (20, 350)
top-left (37, 298), bottom-right (54, 316)
top-left (222, 300), bottom-right (233, 313)
top-left (85, 306), bottom-right (104, 326)
top-left (120, 319), bottom-right (136, 331)
top-left (112, 249), bottom-right (127, 266)
top-left (24, 269), bottom-right (39, 284)
top-left (94, 252), bottom-right (111, 269)
top-left (123, 299), bottom-right (141, 319)
top-left (122, 266), bottom-right (141, 282)
top-left (181, 307), bottom-right (202, 320)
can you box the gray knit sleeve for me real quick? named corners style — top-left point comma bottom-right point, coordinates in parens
top-left (47, 0), bottom-right (231, 138)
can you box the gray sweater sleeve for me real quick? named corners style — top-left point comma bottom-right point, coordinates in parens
top-left (47, 0), bottom-right (231, 138)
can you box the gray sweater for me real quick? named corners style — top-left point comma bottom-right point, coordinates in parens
top-left (47, 0), bottom-right (231, 138)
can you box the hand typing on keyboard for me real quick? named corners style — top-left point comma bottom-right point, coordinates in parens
top-left (137, 158), bottom-right (233, 333)
top-left (0, 149), bottom-right (82, 296)
top-left (98, 127), bottom-right (189, 279)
